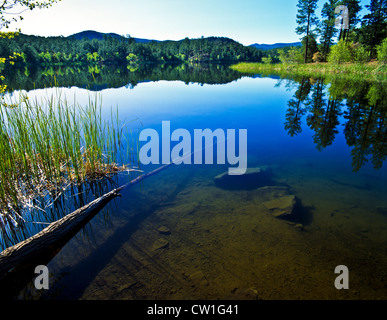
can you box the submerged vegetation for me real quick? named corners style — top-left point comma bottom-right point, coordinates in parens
top-left (0, 91), bottom-right (133, 234)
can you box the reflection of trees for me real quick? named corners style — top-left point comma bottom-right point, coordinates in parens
top-left (344, 82), bottom-right (387, 171)
top-left (284, 77), bottom-right (311, 137)
top-left (283, 76), bottom-right (387, 171)
top-left (306, 78), bottom-right (342, 151)
top-left (2, 63), bottom-right (245, 93)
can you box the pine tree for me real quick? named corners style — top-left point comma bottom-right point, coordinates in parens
top-left (360, 0), bottom-right (387, 57)
top-left (320, 0), bottom-right (338, 60)
top-left (337, 0), bottom-right (362, 41)
top-left (296, 0), bottom-right (320, 63)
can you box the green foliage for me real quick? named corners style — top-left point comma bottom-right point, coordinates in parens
top-left (337, 0), bottom-right (362, 41)
top-left (377, 37), bottom-right (387, 63)
top-left (359, 0), bottom-right (387, 57)
top-left (278, 47), bottom-right (304, 64)
top-left (0, 91), bottom-right (127, 221)
top-left (126, 53), bottom-right (139, 65)
top-left (295, 0), bottom-right (320, 63)
top-left (0, 34), bottom-right (263, 67)
top-left (327, 40), bottom-right (353, 63)
top-left (301, 34), bottom-right (319, 63)
top-left (320, 0), bottom-right (338, 60)
top-left (231, 61), bottom-right (386, 82)
top-left (328, 40), bottom-right (372, 64)
top-left (296, 0), bottom-right (320, 36)
top-left (261, 55), bottom-right (273, 64)
top-left (86, 52), bottom-right (101, 63)
top-left (353, 43), bottom-right (370, 62)
top-left (289, 0), bottom-right (385, 64)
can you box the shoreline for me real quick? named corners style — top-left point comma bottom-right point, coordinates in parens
top-left (230, 62), bottom-right (387, 82)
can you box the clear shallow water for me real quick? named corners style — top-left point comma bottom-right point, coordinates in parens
top-left (2, 64), bottom-right (387, 299)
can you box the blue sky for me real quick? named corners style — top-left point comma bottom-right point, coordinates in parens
top-left (8, 0), bottom-right (370, 45)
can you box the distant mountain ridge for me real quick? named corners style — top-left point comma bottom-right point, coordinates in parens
top-left (68, 30), bottom-right (158, 43)
top-left (68, 31), bottom-right (244, 46)
top-left (68, 31), bottom-right (300, 51)
top-left (249, 42), bottom-right (302, 50)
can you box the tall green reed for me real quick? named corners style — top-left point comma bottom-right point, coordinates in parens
top-left (0, 89), bottom-right (131, 229)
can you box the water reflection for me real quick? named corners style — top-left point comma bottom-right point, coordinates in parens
top-left (282, 76), bottom-right (387, 171)
top-left (2, 63), bottom-right (246, 92)
top-left (1, 64), bottom-right (387, 300)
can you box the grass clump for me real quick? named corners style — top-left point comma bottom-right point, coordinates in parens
top-left (0, 90), bottom-right (131, 229)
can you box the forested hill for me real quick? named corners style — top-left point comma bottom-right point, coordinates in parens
top-left (0, 32), bottom-right (264, 65)
top-left (69, 30), bottom-right (157, 43)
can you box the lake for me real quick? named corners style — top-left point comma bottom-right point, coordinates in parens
top-left (2, 63), bottom-right (387, 300)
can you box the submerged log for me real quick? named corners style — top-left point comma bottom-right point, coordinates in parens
top-left (0, 162), bottom-right (172, 299)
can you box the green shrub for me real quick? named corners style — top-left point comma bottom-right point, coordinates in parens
top-left (327, 40), bottom-right (353, 64)
top-left (126, 53), bottom-right (139, 65)
top-left (353, 43), bottom-right (370, 63)
top-left (262, 55), bottom-right (273, 64)
top-left (278, 47), bottom-right (304, 64)
top-left (377, 38), bottom-right (387, 64)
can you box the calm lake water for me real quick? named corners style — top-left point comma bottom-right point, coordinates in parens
top-left (2, 64), bottom-right (387, 300)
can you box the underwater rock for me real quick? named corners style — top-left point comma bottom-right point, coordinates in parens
top-left (214, 167), bottom-right (274, 190)
top-left (254, 186), bottom-right (290, 201)
top-left (188, 271), bottom-right (209, 287)
top-left (152, 238), bottom-right (169, 251)
top-left (157, 226), bottom-right (171, 235)
top-left (214, 167), bottom-right (263, 180)
top-left (228, 287), bottom-right (259, 300)
top-left (286, 221), bottom-right (305, 230)
top-left (263, 195), bottom-right (296, 218)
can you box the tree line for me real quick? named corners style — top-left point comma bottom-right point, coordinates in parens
top-left (278, 0), bottom-right (387, 64)
top-left (0, 33), bottom-right (265, 67)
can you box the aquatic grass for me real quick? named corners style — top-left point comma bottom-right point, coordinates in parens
top-left (0, 90), bottom-right (132, 231)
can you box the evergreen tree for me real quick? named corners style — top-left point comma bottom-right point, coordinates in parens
top-left (296, 0), bottom-right (320, 63)
top-left (337, 0), bottom-right (362, 41)
top-left (320, 0), bottom-right (338, 60)
top-left (360, 0), bottom-right (387, 57)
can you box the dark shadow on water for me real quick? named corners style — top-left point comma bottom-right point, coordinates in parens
top-left (377, 207), bottom-right (387, 217)
top-left (279, 197), bottom-right (315, 227)
top-left (24, 167), bottom-right (194, 300)
top-left (38, 200), bottom-right (157, 300)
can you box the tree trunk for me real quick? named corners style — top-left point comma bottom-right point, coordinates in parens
top-left (304, 13), bottom-right (311, 63)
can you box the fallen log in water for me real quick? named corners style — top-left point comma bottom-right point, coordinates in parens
top-left (0, 162), bottom-right (172, 299)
